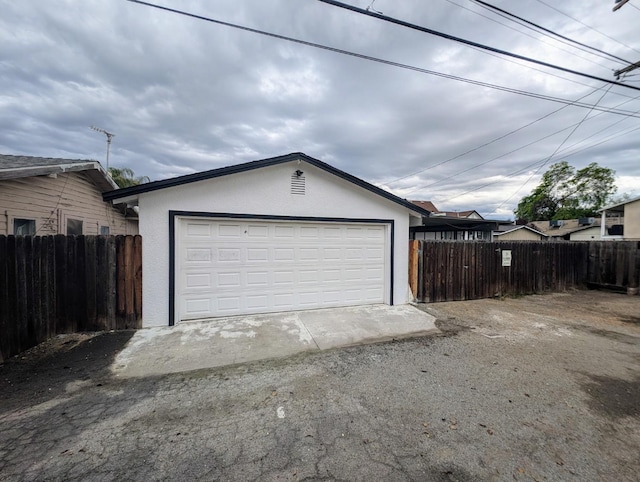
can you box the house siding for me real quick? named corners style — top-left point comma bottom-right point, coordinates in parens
top-left (0, 172), bottom-right (133, 235)
top-left (625, 199), bottom-right (640, 240)
top-left (495, 229), bottom-right (545, 241)
top-left (569, 226), bottom-right (602, 241)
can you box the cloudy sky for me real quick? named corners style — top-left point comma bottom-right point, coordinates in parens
top-left (2, 0), bottom-right (639, 218)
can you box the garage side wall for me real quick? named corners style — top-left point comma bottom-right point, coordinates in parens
top-left (138, 161), bottom-right (412, 327)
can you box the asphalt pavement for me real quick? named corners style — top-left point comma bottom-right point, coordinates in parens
top-left (1, 290), bottom-right (639, 481)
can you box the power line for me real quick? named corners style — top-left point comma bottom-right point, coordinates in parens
top-left (401, 125), bottom-right (581, 196)
top-left (125, 0), bottom-right (640, 114)
top-left (402, 87), bottom-right (640, 198)
top-left (425, 118), bottom-right (639, 205)
top-left (442, 0), bottom-right (621, 70)
top-left (555, 124), bottom-right (640, 160)
top-left (492, 85), bottom-right (613, 212)
top-left (313, 0), bottom-right (640, 91)
top-left (465, 41), bottom-right (639, 101)
top-left (469, 0), bottom-right (632, 64)
top-left (386, 84), bottom-right (611, 186)
top-left (533, 0), bottom-right (640, 57)
top-left (414, 110), bottom-right (638, 208)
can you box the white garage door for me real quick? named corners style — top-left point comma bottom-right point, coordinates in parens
top-left (177, 218), bottom-right (388, 321)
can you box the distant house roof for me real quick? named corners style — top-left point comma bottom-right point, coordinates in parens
top-left (493, 225), bottom-right (548, 238)
top-left (103, 152), bottom-right (431, 217)
top-left (598, 194), bottom-right (640, 214)
top-left (0, 154), bottom-right (118, 191)
top-left (529, 218), bottom-right (601, 237)
top-left (439, 210), bottom-right (482, 219)
top-left (411, 200), bottom-right (438, 213)
top-left (410, 200), bottom-right (483, 219)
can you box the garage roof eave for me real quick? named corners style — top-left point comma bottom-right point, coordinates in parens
top-left (103, 152), bottom-right (431, 217)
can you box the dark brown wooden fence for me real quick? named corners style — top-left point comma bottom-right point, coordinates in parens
top-left (409, 240), bottom-right (640, 303)
top-left (0, 235), bottom-right (142, 362)
top-left (587, 242), bottom-right (640, 291)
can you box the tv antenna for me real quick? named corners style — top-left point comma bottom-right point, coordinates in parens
top-left (89, 125), bottom-right (115, 170)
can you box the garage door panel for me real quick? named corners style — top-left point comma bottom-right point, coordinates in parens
top-left (322, 269), bottom-right (341, 282)
top-left (218, 296), bottom-right (240, 312)
top-left (247, 224), bottom-right (269, 237)
top-left (185, 298), bottom-right (211, 315)
top-left (217, 272), bottom-right (241, 288)
top-left (247, 248), bottom-right (268, 262)
top-left (275, 248), bottom-right (295, 261)
top-left (179, 219), bottom-right (387, 321)
top-left (246, 271), bottom-right (269, 286)
top-left (217, 223), bottom-right (242, 237)
top-left (366, 247), bottom-right (385, 260)
top-left (299, 269), bottom-right (320, 283)
top-left (300, 226), bottom-right (319, 237)
top-left (186, 273), bottom-right (211, 289)
top-left (186, 248), bottom-right (212, 263)
top-left (218, 248), bottom-right (241, 262)
top-left (186, 222), bottom-right (212, 237)
top-left (274, 270), bottom-right (295, 284)
top-left (275, 225), bottom-right (295, 238)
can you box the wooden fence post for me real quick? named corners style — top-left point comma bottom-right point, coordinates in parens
top-left (133, 235), bottom-right (143, 325)
top-left (408, 240), bottom-right (419, 301)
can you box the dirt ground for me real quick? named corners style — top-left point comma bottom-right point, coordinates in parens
top-left (1, 289), bottom-right (639, 481)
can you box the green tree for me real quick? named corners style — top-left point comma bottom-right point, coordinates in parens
top-left (514, 161), bottom-right (616, 222)
top-left (108, 167), bottom-right (150, 188)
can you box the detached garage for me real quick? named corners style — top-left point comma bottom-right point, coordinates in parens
top-left (104, 153), bottom-right (429, 327)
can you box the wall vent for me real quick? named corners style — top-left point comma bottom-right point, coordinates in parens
top-left (291, 172), bottom-right (305, 195)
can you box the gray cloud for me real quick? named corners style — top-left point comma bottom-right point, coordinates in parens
top-left (0, 0), bottom-right (638, 218)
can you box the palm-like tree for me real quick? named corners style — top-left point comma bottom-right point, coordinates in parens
top-left (108, 167), bottom-right (150, 188)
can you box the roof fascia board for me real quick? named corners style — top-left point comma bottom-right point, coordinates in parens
top-left (103, 152), bottom-right (430, 216)
top-left (599, 194), bottom-right (640, 212)
top-left (494, 225), bottom-right (549, 237)
top-left (0, 161), bottom-right (119, 192)
top-left (0, 162), bottom-right (102, 180)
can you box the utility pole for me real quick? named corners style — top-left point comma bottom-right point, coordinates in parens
top-left (615, 60), bottom-right (640, 78)
top-left (612, 1), bottom-right (639, 76)
top-left (613, 0), bottom-right (630, 11)
top-left (89, 126), bottom-right (115, 171)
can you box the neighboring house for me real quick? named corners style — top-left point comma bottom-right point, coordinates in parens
top-left (411, 200), bottom-right (483, 219)
top-left (410, 200), bottom-right (495, 240)
top-left (598, 195), bottom-right (640, 240)
top-left (104, 152), bottom-right (431, 327)
top-left (493, 225), bottom-right (548, 241)
top-left (529, 218), bottom-right (603, 241)
top-left (0, 154), bottom-right (138, 236)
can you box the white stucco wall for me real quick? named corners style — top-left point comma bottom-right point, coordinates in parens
top-left (624, 199), bottom-right (640, 240)
top-left (137, 160), bottom-right (418, 327)
top-left (569, 226), bottom-right (602, 241)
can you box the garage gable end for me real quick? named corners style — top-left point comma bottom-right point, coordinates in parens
top-left (104, 152), bottom-right (429, 218)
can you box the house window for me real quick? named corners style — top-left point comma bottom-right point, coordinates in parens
top-left (14, 218), bottom-right (36, 236)
top-left (100, 226), bottom-right (110, 235)
top-left (67, 219), bottom-right (83, 235)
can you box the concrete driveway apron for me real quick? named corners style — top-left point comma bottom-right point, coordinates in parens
top-left (111, 304), bottom-right (438, 377)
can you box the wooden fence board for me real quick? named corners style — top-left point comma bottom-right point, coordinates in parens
top-left (412, 240), bottom-right (639, 304)
top-left (0, 236), bottom-right (8, 363)
top-left (0, 235), bottom-right (142, 361)
top-left (133, 235), bottom-right (143, 324)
